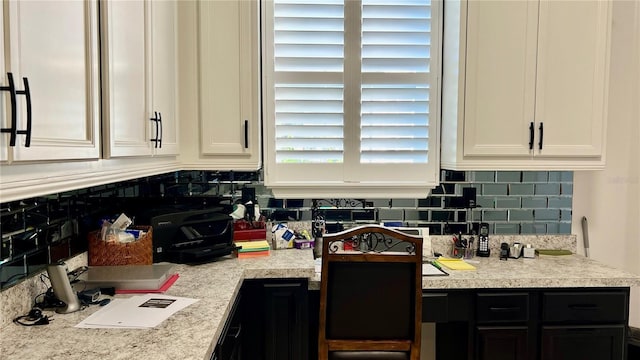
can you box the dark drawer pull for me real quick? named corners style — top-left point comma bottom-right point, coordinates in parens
top-left (244, 119), bottom-right (249, 149)
top-left (227, 324), bottom-right (242, 340)
top-left (1, 73), bottom-right (32, 147)
top-left (489, 306), bottom-right (521, 313)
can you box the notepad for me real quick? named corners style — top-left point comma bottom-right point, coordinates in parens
top-left (436, 257), bottom-right (476, 270)
top-left (235, 240), bottom-right (270, 252)
top-left (422, 262), bottom-right (448, 276)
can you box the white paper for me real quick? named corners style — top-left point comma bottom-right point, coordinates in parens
top-left (75, 294), bottom-right (199, 329)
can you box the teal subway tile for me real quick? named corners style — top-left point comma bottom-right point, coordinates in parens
top-left (545, 223), bottom-right (559, 234)
top-left (535, 183), bottom-right (561, 196)
top-left (522, 197), bottom-right (547, 208)
top-left (495, 197), bottom-right (521, 209)
top-left (548, 171), bottom-right (562, 182)
top-left (522, 171), bottom-right (549, 182)
top-left (456, 210), bottom-right (467, 222)
top-left (372, 199), bottom-right (392, 207)
top-left (470, 210), bottom-right (482, 221)
top-left (471, 171), bottom-right (496, 182)
top-left (560, 171), bottom-right (573, 182)
top-left (496, 171), bottom-right (521, 183)
top-left (521, 223), bottom-right (547, 234)
top-left (404, 209), bottom-right (429, 221)
top-left (476, 196), bottom-right (495, 208)
top-left (483, 184), bottom-right (508, 196)
top-left (510, 209), bottom-right (534, 221)
top-left (560, 210), bottom-right (572, 221)
top-left (561, 183), bottom-right (573, 195)
top-left (534, 209), bottom-right (560, 221)
top-left (548, 196), bottom-right (572, 209)
top-left (509, 183), bottom-right (535, 196)
top-left (494, 223), bottom-right (520, 234)
top-left (558, 222), bottom-right (572, 234)
top-left (379, 208), bottom-right (404, 220)
top-left (483, 210), bottom-right (508, 221)
top-left (391, 199), bottom-right (416, 207)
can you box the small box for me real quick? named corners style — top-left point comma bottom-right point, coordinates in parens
top-left (523, 246), bottom-right (536, 258)
top-left (294, 238), bottom-right (314, 249)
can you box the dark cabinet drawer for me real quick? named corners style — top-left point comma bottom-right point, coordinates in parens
top-left (422, 291), bottom-right (472, 322)
top-left (542, 292), bottom-right (627, 323)
top-left (477, 293), bottom-right (529, 324)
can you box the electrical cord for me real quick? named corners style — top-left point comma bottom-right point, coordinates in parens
top-left (13, 308), bottom-right (51, 327)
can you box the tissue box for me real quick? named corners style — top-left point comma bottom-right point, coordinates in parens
top-left (523, 246), bottom-right (536, 258)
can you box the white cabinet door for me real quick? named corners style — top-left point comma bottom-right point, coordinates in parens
top-left (0, 5), bottom-right (7, 163)
top-left (151, 0), bottom-right (179, 156)
top-left (197, 0), bottom-right (260, 168)
top-left (1, 0), bottom-right (100, 162)
top-left (463, 0), bottom-right (538, 157)
top-left (534, 0), bottom-right (608, 158)
top-left (101, 0), bottom-right (152, 158)
top-left (101, 0), bottom-right (179, 158)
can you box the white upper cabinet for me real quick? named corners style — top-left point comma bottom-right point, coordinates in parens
top-left (441, 0), bottom-right (611, 170)
top-left (151, 0), bottom-right (179, 156)
top-left (101, 0), bottom-right (179, 158)
top-left (178, 0), bottom-right (261, 170)
top-left (1, 0), bottom-right (100, 162)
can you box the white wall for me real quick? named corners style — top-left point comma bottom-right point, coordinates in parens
top-left (572, 0), bottom-right (640, 328)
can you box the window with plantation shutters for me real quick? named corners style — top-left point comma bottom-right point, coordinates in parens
top-left (262, 0), bottom-right (442, 198)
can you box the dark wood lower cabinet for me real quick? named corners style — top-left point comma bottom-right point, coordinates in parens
top-left (476, 326), bottom-right (529, 360)
top-left (540, 325), bottom-right (626, 360)
top-left (212, 293), bottom-right (243, 360)
top-left (421, 287), bottom-right (630, 360)
top-left (241, 279), bottom-right (308, 360)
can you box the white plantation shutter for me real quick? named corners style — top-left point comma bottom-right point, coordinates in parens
top-left (263, 0), bottom-right (441, 197)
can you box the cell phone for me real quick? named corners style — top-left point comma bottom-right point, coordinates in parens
top-left (476, 223), bottom-right (490, 257)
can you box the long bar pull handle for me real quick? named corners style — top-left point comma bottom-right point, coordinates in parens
top-left (538, 122), bottom-right (544, 150)
top-left (158, 112), bottom-right (163, 149)
top-left (528, 122), bottom-right (534, 150)
top-left (244, 120), bottom-right (248, 149)
top-left (15, 77), bottom-right (32, 147)
top-left (0, 73), bottom-right (18, 146)
top-left (150, 111), bottom-right (160, 148)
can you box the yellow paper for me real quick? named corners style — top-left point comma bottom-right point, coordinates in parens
top-left (235, 240), bottom-right (271, 250)
top-left (436, 257), bottom-right (476, 270)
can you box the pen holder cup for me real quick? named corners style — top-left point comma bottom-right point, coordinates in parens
top-left (451, 246), bottom-right (465, 259)
top-left (464, 247), bottom-right (474, 259)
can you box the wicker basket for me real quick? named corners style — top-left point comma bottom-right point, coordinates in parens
top-left (88, 226), bottom-right (153, 266)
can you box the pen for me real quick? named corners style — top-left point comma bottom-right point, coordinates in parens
top-left (431, 260), bottom-right (443, 270)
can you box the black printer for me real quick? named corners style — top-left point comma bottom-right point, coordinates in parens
top-left (149, 208), bottom-right (236, 264)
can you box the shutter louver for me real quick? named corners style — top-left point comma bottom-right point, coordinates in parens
top-left (361, 0), bottom-right (431, 163)
top-left (274, 0), bottom-right (345, 163)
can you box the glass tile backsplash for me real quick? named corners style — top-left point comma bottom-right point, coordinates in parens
top-left (0, 169), bottom-right (572, 289)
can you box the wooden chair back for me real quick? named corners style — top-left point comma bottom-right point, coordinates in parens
top-left (318, 225), bottom-right (423, 360)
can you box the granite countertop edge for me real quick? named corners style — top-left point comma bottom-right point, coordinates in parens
top-left (2, 238), bottom-right (640, 360)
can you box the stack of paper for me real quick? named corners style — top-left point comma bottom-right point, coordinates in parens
top-left (436, 257), bottom-right (477, 270)
top-left (75, 294), bottom-right (199, 329)
top-left (235, 239), bottom-right (270, 258)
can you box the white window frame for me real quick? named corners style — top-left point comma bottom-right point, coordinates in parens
top-left (261, 0), bottom-right (442, 198)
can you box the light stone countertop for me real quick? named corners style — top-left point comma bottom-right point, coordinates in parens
top-left (2, 238), bottom-right (640, 360)
top-left (0, 249), bottom-right (316, 360)
top-left (309, 253), bottom-right (640, 290)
